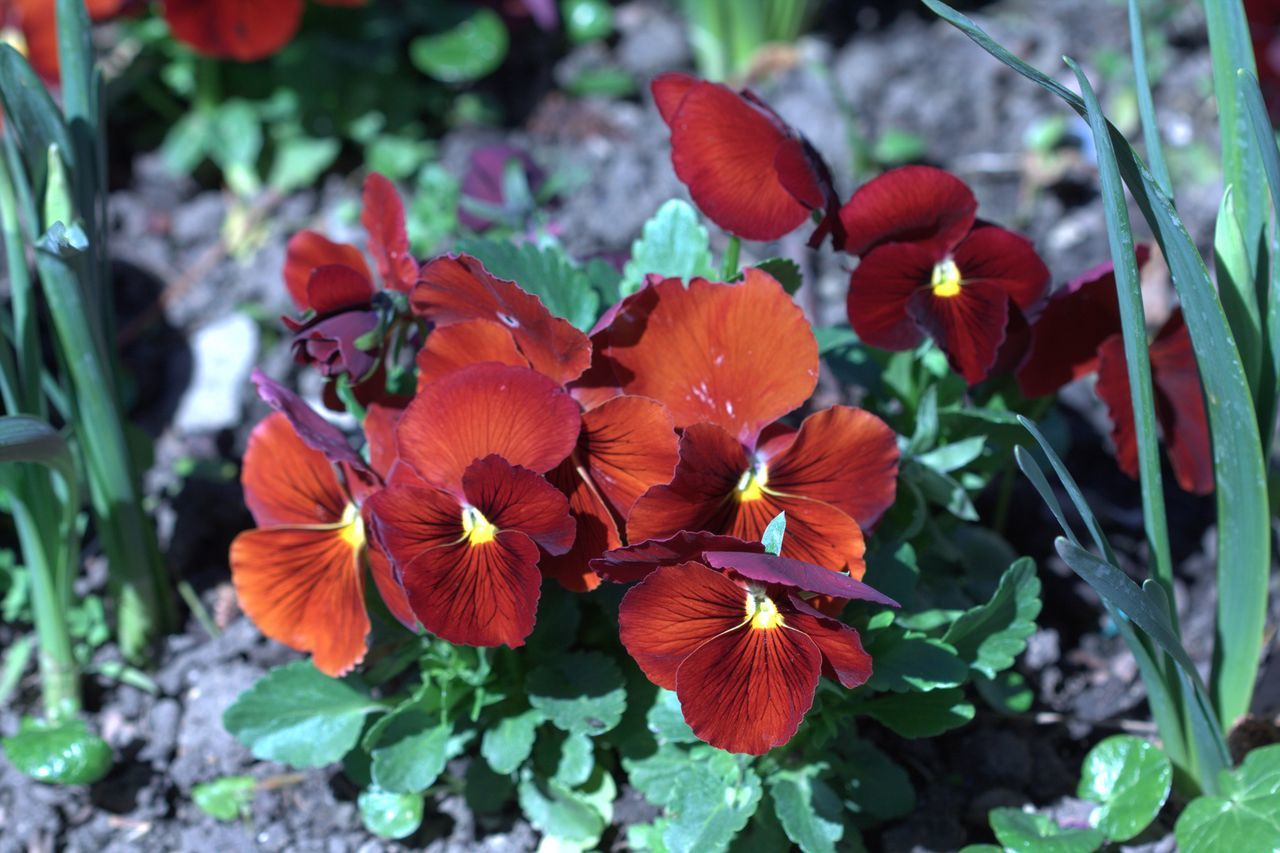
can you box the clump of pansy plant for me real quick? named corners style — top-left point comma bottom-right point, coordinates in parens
top-left (222, 76), bottom-right (1057, 848)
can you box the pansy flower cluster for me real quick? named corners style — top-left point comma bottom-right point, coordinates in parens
top-left (232, 172), bottom-right (903, 755)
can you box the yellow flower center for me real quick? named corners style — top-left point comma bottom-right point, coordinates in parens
top-left (735, 464), bottom-right (769, 503)
top-left (339, 503), bottom-right (365, 549)
top-left (930, 258), bottom-right (962, 298)
top-left (745, 587), bottom-right (784, 631)
top-left (462, 505), bottom-right (498, 546)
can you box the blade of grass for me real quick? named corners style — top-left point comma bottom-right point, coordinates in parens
top-left (1127, 0), bottom-right (1172, 197)
top-left (1238, 69), bottom-right (1280, 451)
top-left (927, 0), bottom-right (1271, 738)
top-left (1066, 57), bottom-right (1174, 600)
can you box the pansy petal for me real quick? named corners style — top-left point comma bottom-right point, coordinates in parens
top-left (401, 532), bottom-right (543, 648)
top-left (1016, 257), bottom-right (1132, 397)
top-left (415, 319), bottom-right (529, 391)
top-left (305, 264), bottom-right (377, 316)
top-left (676, 616), bottom-right (821, 754)
top-left (412, 254), bottom-right (592, 385)
top-left (618, 562), bottom-right (751, 690)
top-left (463, 455), bottom-right (576, 555)
top-left (361, 173), bottom-right (418, 292)
top-left (626, 423), bottom-right (750, 544)
top-left (241, 412), bottom-right (347, 528)
top-left (252, 370), bottom-right (375, 479)
top-left (539, 458), bottom-right (620, 592)
top-left (595, 271), bottom-right (818, 446)
top-left (15, 0), bottom-right (60, 80)
top-left (229, 525), bottom-right (368, 677)
top-left (765, 406), bottom-right (899, 529)
top-left (951, 225), bottom-right (1050, 314)
top-left (784, 595), bottom-right (873, 688)
top-left (706, 552), bottom-right (897, 606)
top-left (591, 531), bottom-right (762, 584)
top-left (839, 165), bottom-right (977, 257)
top-left (846, 242), bottom-right (934, 351)
top-left (907, 282), bottom-right (1010, 385)
top-left (581, 395), bottom-right (679, 517)
top-left (397, 363), bottom-right (582, 494)
top-left (727, 491), bottom-right (868, 577)
top-left (1152, 314), bottom-right (1214, 495)
top-left (651, 72), bottom-right (697, 123)
top-left (663, 81), bottom-right (812, 241)
top-left (366, 484), bottom-right (462, 566)
top-left (1094, 334), bottom-right (1140, 481)
top-left (284, 231), bottom-right (371, 312)
top-left (365, 524), bottom-right (417, 630)
top-left (362, 402), bottom-right (404, 483)
top-left (163, 0), bottom-right (302, 61)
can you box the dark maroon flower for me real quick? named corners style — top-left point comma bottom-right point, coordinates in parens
top-left (459, 144), bottom-right (547, 232)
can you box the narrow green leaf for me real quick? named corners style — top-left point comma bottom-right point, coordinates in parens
top-left (222, 661), bottom-right (382, 768)
top-left (1078, 735), bottom-right (1172, 842)
top-left (761, 512), bottom-right (785, 555)
top-left (0, 416), bottom-right (75, 488)
top-left (1127, 0), bottom-right (1172, 196)
top-left (1215, 188), bottom-right (1262, 396)
top-left (0, 45), bottom-right (74, 196)
top-left (1065, 57), bottom-right (1174, 594)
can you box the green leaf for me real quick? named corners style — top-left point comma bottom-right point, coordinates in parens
top-left (621, 200), bottom-right (715, 295)
top-left (989, 808), bottom-right (1105, 853)
top-left (368, 707), bottom-right (453, 794)
top-left (625, 743), bottom-right (708, 809)
top-left (268, 136), bottom-right (341, 194)
top-left (454, 237), bottom-right (600, 331)
top-left (192, 776), bottom-right (256, 822)
top-left (410, 9), bottom-right (509, 83)
top-left (646, 689), bottom-right (698, 744)
top-left (0, 416), bottom-right (76, 488)
top-left (853, 687), bottom-right (975, 738)
top-left (842, 740), bottom-right (915, 821)
top-left (518, 766), bottom-right (616, 844)
top-left (1175, 744), bottom-right (1280, 853)
top-left (663, 762), bottom-right (763, 853)
top-left (527, 652), bottom-right (627, 736)
top-left (1, 717), bottom-right (111, 784)
top-left (465, 759), bottom-right (515, 815)
top-left (358, 787), bottom-right (424, 840)
top-left (0, 45), bottom-right (74, 196)
top-left (761, 512), bottom-right (785, 556)
top-left (222, 661), bottom-right (381, 769)
top-left (906, 461), bottom-right (978, 521)
top-left (1078, 735), bottom-right (1172, 842)
top-left (754, 258), bottom-right (802, 294)
top-left (942, 558), bottom-right (1041, 678)
top-left (482, 708), bottom-right (544, 774)
top-left (915, 436), bottom-right (986, 473)
top-left (865, 630), bottom-right (968, 692)
top-left (975, 670), bottom-right (1034, 714)
top-left (770, 768), bottom-right (845, 853)
top-left (554, 731), bottom-right (595, 787)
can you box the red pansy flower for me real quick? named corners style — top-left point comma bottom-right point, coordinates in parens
top-left (585, 270), bottom-right (899, 575)
top-left (652, 72), bottom-right (845, 247)
top-left (411, 257), bottom-right (680, 592)
top-left (283, 174), bottom-right (417, 384)
top-left (163, 0), bottom-right (367, 63)
top-left (597, 535), bottom-right (895, 754)
top-left (1016, 252), bottom-right (1213, 495)
top-left (366, 363), bottom-right (583, 647)
top-left (229, 374), bottom-right (414, 677)
top-left (842, 166), bottom-right (1050, 385)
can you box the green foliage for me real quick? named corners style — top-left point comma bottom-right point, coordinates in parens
top-left (0, 717), bottom-right (111, 785)
top-left (942, 558), bottom-right (1041, 678)
top-left (989, 808), bottom-right (1105, 853)
top-left (517, 765), bottom-right (616, 847)
top-left (621, 200), bottom-right (716, 295)
top-left (769, 767), bottom-right (847, 853)
top-left (851, 687), bottom-right (976, 738)
top-left (367, 706), bottom-right (454, 794)
top-left (1175, 744), bottom-right (1280, 853)
top-left (760, 512), bottom-right (786, 556)
top-left (410, 9), bottom-right (510, 84)
top-left (526, 652), bottom-right (627, 737)
top-left (754, 258), bottom-right (803, 294)
top-left (223, 661), bottom-right (382, 768)
top-left (358, 787), bottom-right (425, 840)
top-left (481, 708), bottom-right (544, 774)
top-left (192, 776), bottom-right (256, 822)
top-left (1077, 735), bottom-right (1172, 842)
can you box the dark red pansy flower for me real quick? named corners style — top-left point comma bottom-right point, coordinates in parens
top-left (366, 363), bottom-right (582, 646)
top-left (601, 536), bottom-right (894, 754)
top-left (1246, 0), bottom-right (1280, 122)
top-left (1017, 252), bottom-right (1213, 495)
top-left (282, 174), bottom-right (417, 385)
top-left (584, 270), bottom-right (898, 575)
top-left (842, 166), bottom-right (1050, 385)
top-left (652, 72), bottom-right (845, 246)
top-left (412, 254), bottom-right (592, 386)
top-left (163, 0), bottom-right (367, 62)
top-left (229, 375), bottom-right (414, 676)
top-left (414, 315), bottom-right (679, 592)
top-left (458, 143), bottom-right (547, 232)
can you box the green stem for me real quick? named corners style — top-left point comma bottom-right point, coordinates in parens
top-left (720, 234), bottom-right (741, 280)
top-left (0, 148), bottom-right (44, 417)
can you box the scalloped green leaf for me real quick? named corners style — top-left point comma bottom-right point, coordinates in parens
top-left (454, 237), bottom-right (601, 331)
top-left (770, 768), bottom-right (846, 853)
top-left (942, 558), bottom-right (1041, 678)
top-left (482, 708), bottom-right (544, 774)
top-left (1175, 744), bottom-right (1280, 853)
top-left (527, 652), bottom-right (626, 736)
top-left (622, 200), bottom-right (715, 295)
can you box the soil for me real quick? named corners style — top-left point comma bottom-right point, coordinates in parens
top-left (2, 0), bottom-right (1277, 851)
